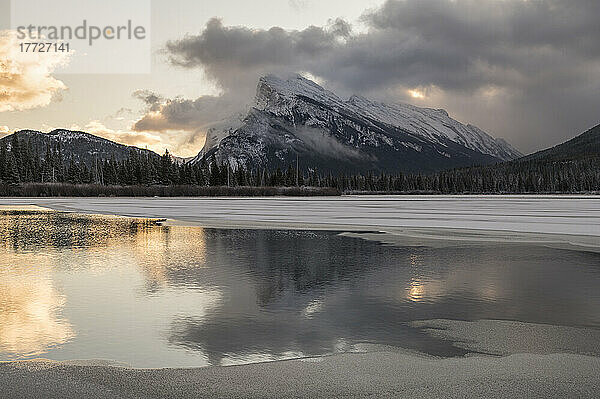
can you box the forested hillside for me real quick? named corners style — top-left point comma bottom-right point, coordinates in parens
top-left (0, 124), bottom-right (598, 194)
top-left (0, 134), bottom-right (308, 187)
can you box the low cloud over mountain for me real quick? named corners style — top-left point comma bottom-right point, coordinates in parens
top-left (137, 0), bottom-right (600, 153)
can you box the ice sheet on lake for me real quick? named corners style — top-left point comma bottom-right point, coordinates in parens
top-left (0, 196), bottom-right (598, 243)
top-left (341, 228), bottom-right (600, 252)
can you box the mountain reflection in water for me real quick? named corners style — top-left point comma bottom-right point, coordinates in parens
top-left (1, 210), bottom-right (599, 367)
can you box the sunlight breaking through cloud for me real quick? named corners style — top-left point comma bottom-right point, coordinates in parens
top-left (0, 31), bottom-right (71, 112)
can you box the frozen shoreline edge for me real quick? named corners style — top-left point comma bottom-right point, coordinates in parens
top-left (1, 199), bottom-right (598, 251)
top-left (1, 195), bottom-right (599, 238)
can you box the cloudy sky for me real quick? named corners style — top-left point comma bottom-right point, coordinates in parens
top-left (1, 0), bottom-right (599, 156)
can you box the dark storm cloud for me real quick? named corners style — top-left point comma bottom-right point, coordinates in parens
top-left (164, 18), bottom-right (347, 93)
top-left (359, 0), bottom-right (600, 90)
top-left (136, 18), bottom-right (351, 140)
top-left (154, 0), bottom-right (600, 152)
top-left (132, 92), bottom-right (244, 132)
top-left (133, 90), bottom-right (165, 112)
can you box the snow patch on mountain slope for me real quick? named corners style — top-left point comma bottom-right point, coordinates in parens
top-left (47, 129), bottom-right (111, 144)
top-left (256, 75), bottom-right (521, 160)
top-left (188, 115), bottom-right (245, 163)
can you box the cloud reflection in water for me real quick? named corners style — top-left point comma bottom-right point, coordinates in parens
top-left (1, 210), bottom-right (599, 367)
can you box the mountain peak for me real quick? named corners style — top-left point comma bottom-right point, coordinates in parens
top-left (255, 74), bottom-right (347, 113)
top-left (258, 74), bottom-right (326, 95)
top-left (49, 129), bottom-right (91, 137)
top-left (196, 74), bottom-right (522, 171)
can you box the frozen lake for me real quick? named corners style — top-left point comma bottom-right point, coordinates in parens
top-left (1, 195), bottom-right (599, 238)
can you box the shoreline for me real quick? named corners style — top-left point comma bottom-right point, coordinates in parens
top-left (1, 197), bottom-right (599, 396)
top-left (2, 351), bottom-right (599, 398)
top-left (1, 195), bottom-right (599, 251)
top-left (4, 318), bottom-right (599, 369)
top-left (1, 195), bottom-right (599, 234)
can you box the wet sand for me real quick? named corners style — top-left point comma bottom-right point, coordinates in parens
top-left (2, 319), bottom-right (600, 398)
top-left (2, 351), bottom-right (599, 399)
top-left (412, 319), bottom-right (600, 356)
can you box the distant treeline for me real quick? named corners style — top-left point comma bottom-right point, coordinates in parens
top-left (0, 136), bottom-right (598, 195)
top-left (0, 136), bottom-right (310, 188)
top-left (335, 157), bottom-right (600, 194)
top-left (0, 183), bottom-right (340, 197)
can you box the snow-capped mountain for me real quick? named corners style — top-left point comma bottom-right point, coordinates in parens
top-left (194, 75), bottom-right (520, 174)
top-left (188, 114), bottom-right (245, 164)
top-left (346, 95), bottom-right (521, 161)
top-left (0, 129), bottom-right (159, 164)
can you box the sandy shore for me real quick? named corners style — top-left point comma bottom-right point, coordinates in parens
top-left (2, 351), bottom-right (599, 399)
top-left (2, 319), bottom-right (599, 398)
top-left (412, 319), bottom-right (600, 356)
